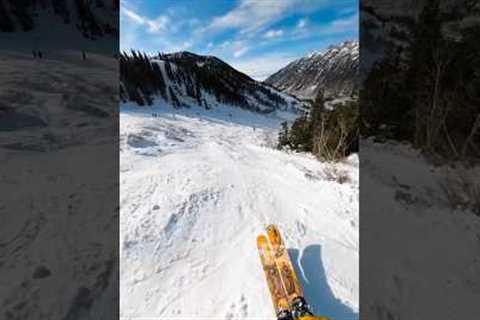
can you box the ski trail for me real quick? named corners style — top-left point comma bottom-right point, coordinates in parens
top-left (120, 103), bottom-right (358, 319)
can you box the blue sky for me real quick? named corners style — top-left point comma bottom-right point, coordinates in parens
top-left (120, 0), bottom-right (358, 80)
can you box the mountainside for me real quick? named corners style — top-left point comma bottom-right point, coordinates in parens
top-left (0, 0), bottom-right (118, 36)
top-left (0, 0), bottom-right (118, 54)
top-left (120, 51), bottom-right (304, 114)
top-left (265, 41), bottom-right (359, 100)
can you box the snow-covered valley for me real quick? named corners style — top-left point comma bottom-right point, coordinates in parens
top-left (119, 102), bottom-right (359, 319)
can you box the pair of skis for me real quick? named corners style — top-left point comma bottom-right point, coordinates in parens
top-left (257, 225), bottom-right (318, 320)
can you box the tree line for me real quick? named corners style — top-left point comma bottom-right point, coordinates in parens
top-left (120, 50), bottom-right (168, 106)
top-left (278, 91), bottom-right (359, 161)
top-left (120, 50), bottom-right (290, 112)
top-left (362, 0), bottom-right (480, 161)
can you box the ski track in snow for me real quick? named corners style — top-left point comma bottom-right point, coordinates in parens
top-left (120, 102), bottom-right (359, 320)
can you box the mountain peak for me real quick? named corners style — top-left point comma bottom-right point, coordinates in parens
top-left (326, 40), bottom-right (359, 54)
top-left (169, 51), bottom-right (199, 58)
top-left (265, 41), bottom-right (359, 99)
top-left (306, 50), bottom-right (321, 58)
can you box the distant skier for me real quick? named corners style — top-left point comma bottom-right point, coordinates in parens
top-left (38, 50), bottom-right (43, 59)
top-left (82, 51), bottom-right (87, 60)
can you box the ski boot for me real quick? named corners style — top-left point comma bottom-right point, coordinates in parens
top-left (277, 308), bottom-right (294, 320)
top-left (291, 296), bottom-right (331, 320)
top-left (291, 296), bottom-right (313, 319)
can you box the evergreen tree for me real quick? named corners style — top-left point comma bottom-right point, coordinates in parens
top-left (278, 121), bottom-right (289, 149)
top-left (169, 87), bottom-right (180, 108)
top-left (288, 115), bottom-right (313, 152)
top-left (278, 89), bottom-right (359, 161)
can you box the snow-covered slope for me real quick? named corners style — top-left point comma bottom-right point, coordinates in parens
top-left (265, 41), bottom-right (359, 100)
top-left (120, 101), bottom-right (359, 319)
top-left (362, 138), bottom-right (480, 319)
top-left (0, 52), bottom-right (117, 320)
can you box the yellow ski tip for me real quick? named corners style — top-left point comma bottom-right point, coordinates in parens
top-left (256, 234), bottom-right (268, 247)
top-left (266, 224), bottom-right (282, 246)
top-left (265, 224), bottom-right (277, 231)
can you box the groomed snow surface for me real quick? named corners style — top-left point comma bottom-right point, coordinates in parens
top-left (120, 102), bottom-right (359, 320)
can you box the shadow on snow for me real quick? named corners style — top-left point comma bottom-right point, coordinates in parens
top-left (289, 245), bottom-right (358, 320)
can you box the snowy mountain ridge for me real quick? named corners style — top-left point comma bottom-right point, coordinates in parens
top-left (265, 41), bottom-right (359, 100)
top-left (120, 51), bottom-right (305, 115)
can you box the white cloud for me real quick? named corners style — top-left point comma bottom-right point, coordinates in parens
top-left (122, 7), bottom-right (144, 25)
top-left (120, 1), bottom-right (196, 53)
top-left (233, 46), bottom-right (249, 58)
top-left (204, 0), bottom-right (342, 36)
top-left (182, 41), bottom-right (193, 50)
top-left (147, 16), bottom-right (170, 33)
top-left (119, 0), bottom-right (357, 61)
top-left (288, 12), bottom-right (358, 42)
top-left (121, 6), bottom-right (169, 34)
top-left (297, 18), bottom-right (307, 29)
top-left (230, 54), bottom-right (298, 81)
top-left (206, 0), bottom-right (316, 35)
top-left (323, 13), bottom-right (358, 34)
top-left (213, 40), bottom-right (250, 58)
top-left (264, 29), bottom-right (284, 38)
top-left (220, 40), bottom-right (231, 49)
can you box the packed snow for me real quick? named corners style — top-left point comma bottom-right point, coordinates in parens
top-left (0, 51), bottom-right (117, 320)
top-left (361, 138), bottom-right (480, 319)
top-left (120, 102), bottom-right (359, 319)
